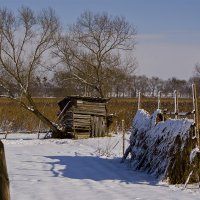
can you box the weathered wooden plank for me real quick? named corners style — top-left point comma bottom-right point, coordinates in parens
top-left (75, 133), bottom-right (90, 139)
top-left (74, 120), bottom-right (90, 124)
top-left (75, 106), bottom-right (106, 112)
top-left (0, 141), bottom-right (10, 200)
top-left (73, 114), bottom-right (91, 119)
top-left (77, 104), bottom-right (105, 109)
top-left (74, 127), bottom-right (90, 131)
top-left (74, 123), bottom-right (91, 127)
top-left (76, 107), bottom-right (106, 114)
top-left (73, 110), bottom-right (106, 116)
top-left (74, 116), bottom-right (91, 119)
top-left (73, 121), bottom-right (90, 125)
top-left (91, 116), bottom-right (95, 137)
top-left (75, 106), bottom-right (105, 109)
top-left (74, 117), bottom-right (90, 121)
top-left (75, 132), bottom-right (90, 135)
top-left (73, 124), bottom-right (90, 127)
top-left (77, 102), bottom-right (106, 107)
top-left (74, 117), bottom-right (91, 122)
top-left (77, 101), bottom-right (106, 106)
top-left (74, 118), bottom-right (91, 121)
top-left (74, 124), bottom-right (90, 128)
top-left (94, 116), bottom-right (99, 137)
top-left (74, 126), bottom-right (90, 128)
top-left (76, 110), bottom-right (106, 115)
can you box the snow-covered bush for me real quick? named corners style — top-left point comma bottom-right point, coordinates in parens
top-left (129, 109), bottom-right (200, 184)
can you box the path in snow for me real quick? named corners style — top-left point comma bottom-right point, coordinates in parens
top-left (2, 134), bottom-right (200, 200)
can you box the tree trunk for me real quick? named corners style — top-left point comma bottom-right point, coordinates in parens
top-left (33, 108), bottom-right (59, 132)
top-left (32, 108), bottom-right (73, 138)
top-left (0, 141), bottom-right (10, 200)
top-left (32, 109), bottom-right (63, 137)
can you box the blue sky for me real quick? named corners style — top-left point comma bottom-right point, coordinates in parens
top-left (1, 0), bottom-right (200, 80)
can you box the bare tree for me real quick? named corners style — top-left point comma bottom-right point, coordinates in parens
top-left (161, 77), bottom-right (189, 97)
top-left (134, 75), bottom-right (150, 96)
top-left (0, 7), bottom-right (63, 136)
top-left (189, 76), bottom-right (200, 97)
top-left (194, 63), bottom-right (200, 76)
top-left (148, 76), bottom-right (163, 97)
top-left (53, 70), bottom-right (86, 96)
top-left (55, 11), bottom-right (137, 98)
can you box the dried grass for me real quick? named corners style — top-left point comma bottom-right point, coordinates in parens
top-left (0, 97), bottom-right (196, 133)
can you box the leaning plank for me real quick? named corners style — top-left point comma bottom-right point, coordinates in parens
top-left (0, 140), bottom-right (10, 200)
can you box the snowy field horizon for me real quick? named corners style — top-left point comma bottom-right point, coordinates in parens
top-left (1, 133), bottom-right (200, 200)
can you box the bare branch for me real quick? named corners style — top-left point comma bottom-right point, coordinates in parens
top-left (56, 11), bottom-right (136, 97)
top-left (0, 7), bottom-right (62, 136)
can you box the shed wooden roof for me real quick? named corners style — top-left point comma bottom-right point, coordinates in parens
top-left (58, 96), bottom-right (110, 111)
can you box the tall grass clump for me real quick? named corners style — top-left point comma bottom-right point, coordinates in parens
top-left (0, 98), bottom-right (61, 133)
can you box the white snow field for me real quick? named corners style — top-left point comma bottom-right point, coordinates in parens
top-left (1, 133), bottom-right (200, 200)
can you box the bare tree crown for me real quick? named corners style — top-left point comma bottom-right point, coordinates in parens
top-left (0, 7), bottom-right (60, 96)
top-left (0, 7), bottom-right (61, 135)
top-left (56, 11), bottom-right (137, 97)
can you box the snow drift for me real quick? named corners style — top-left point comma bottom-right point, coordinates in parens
top-left (129, 109), bottom-right (200, 184)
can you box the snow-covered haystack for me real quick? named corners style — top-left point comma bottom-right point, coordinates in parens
top-left (130, 109), bottom-right (200, 184)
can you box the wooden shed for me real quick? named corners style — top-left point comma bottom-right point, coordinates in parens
top-left (57, 96), bottom-right (111, 138)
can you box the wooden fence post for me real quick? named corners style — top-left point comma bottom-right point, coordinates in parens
top-left (192, 83), bottom-right (199, 148)
top-left (138, 91), bottom-right (141, 110)
top-left (0, 140), bottom-right (10, 200)
top-left (122, 120), bottom-right (125, 156)
top-left (157, 91), bottom-right (161, 110)
top-left (174, 90), bottom-right (178, 119)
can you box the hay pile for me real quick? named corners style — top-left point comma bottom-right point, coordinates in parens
top-left (129, 109), bottom-right (200, 184)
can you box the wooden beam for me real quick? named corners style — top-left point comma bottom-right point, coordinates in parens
top-left (165, 111), bottom-right (193, 116)
top-left (73, 110), bottom-right (106, 116)
top-left (157, 91), bottom-right (161, 110)
top-left (138, 91), bottom-right (141, 110)
top-left (192, 83), bottom-right (199, 148)
top-left (122, 120), bottom-right (125, 156)
top-left (174, 90), bottom-right (179, 119)
top-left (0, 141), bottom-right (10, 200)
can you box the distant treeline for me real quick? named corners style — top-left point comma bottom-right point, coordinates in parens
top-left (1, 75), bottom-right (199, 99)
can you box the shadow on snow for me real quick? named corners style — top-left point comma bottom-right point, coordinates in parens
top-left (44, 155), bottom-right (159, 186)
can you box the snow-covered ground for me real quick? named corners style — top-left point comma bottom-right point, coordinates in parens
top-left (1, 133), bottom-right (200, 200)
